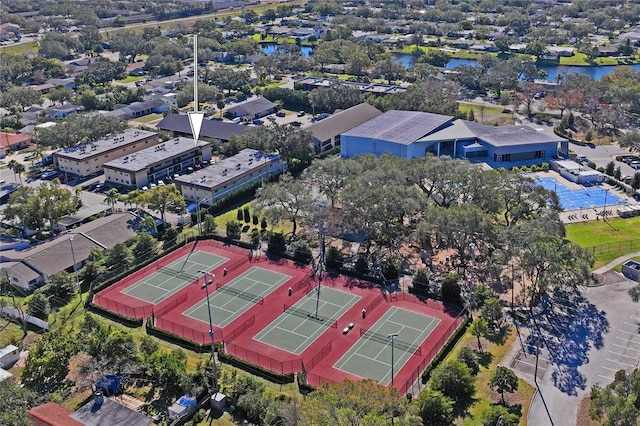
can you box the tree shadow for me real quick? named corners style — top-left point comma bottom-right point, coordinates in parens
top-left (486, 325), bottom-right (510, 346)
top-left (523, 288), bottom-right (609, 396)
top-left (476, 350), bottom-right (494, 368)
top-left (452, 395), bottom-right (479, 419)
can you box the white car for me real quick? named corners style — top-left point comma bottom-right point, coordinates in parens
top-left (158, 180), bottom-right (165, 186)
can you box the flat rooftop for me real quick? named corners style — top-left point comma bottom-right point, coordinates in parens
top-left (175, 149), bottom-right (280, 190)
top-left (54, 129), bottom-right (157, 160)
top-left (104, 138), bottom-right (208, 172)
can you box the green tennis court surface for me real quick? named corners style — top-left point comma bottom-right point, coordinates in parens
top-left (334, 307), bottom-right (440, 385)
top-left (184, 266), bottom-right (291, 328)
top-left (121, 251), bottom-right (227, 304)
top-left (254, 287), bottom-right (361, 355)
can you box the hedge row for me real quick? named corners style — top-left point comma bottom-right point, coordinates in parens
top-left (88, 303), bottom-right (144, 328)
top-left (553, 127), bottom-right (595, 148)
top-left (217, 349), bottom-right (295, 384)
top-left (145, 322), bottom-right (210, 353)
top-left (421, 314), bottom-right (471, 382)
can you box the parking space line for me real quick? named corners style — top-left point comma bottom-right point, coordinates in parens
top-left (611, 343), bottom-right (640, 352)
top-left (601, 366), bottom-right (621, 372)
top-left (598, 375), bottom-right (614, 381)
top-left (615, 328), bottom-right (639, 336)
top-left (606, 357), bottom-right (637, 367)
top-left (609, 351), bottom-right (639, 361)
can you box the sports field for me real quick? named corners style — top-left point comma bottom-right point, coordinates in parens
top-left (254, 287), bottom-right (361, 354)
top-left (183, 266), bottom-right (292, 328)
top-left (121, 250), bottom-right (227, 304)
top-left (334, 307), bottom-right (440, 385)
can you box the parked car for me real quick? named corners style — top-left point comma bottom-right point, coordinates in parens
top-left (290, 121), bottom-right (302, 127)
top-left (41, 170), bottom-right (60, 180)
top-left (276, 111), bottom-right (286, 117)
top-left (297, 111), bottom-right (305, 117)
top-left (252, 119), bottom-right (264, 125)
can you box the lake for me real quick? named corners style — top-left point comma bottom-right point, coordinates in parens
top-left (261, 43), bottom-right (313, 57)
top-left (392, 53), bottom-right (640, 81)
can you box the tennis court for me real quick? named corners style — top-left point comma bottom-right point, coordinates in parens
top-left (121, 250), bottom-right (227, 304)
top-left (334, 307), bottom-right (440, 385)
top-left (536, 177), bottom-right (625, 210)
top-left (254, 287), bottom-right (361, 355)
top-left (184, 266), bottom-right (291, 328)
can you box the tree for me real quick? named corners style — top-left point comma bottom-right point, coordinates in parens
top-left (27, 291), bottom-right (50, 320)
top-left (48, 87), bottom-right (74, 105)
top-left (133, 232), bottom-right (158, 259)
top-left (37, 113), bottom-right (126, 149)
top-left (104, 242), bottom-right (133, 270)
top-left (590, 368), bottom-right (640, 426)
top-left (308, 83), bottom-right (364, 114)
top-left (0, 86), bottom-right (43, 111)
top-left (457, 346), bottom-right (480, 374)
top-left (136, 184), bottom-right (185, 224)
top-left (0, 378), bottom-right (34, 426)
top-left (22, 331), bottom-right (80, 393)
top-left (413, 389), bottom-right (454, 426)
top-left (373, 57), bottom-right (406, 85)
top-left (110, 30), bottom-right (147, 62)
top-left (79, 26), bottom-right (102, 52)
top-left (202, 214), bottom-right (217, 235)
top-left (489, 366), bottom-right (519, 405)
top-left (104, 188), bottom-right (119, 213)
top-left (469, 317), bottom-right (489, 352)
top-left (255, 173), bottom-right (315, 238)
top-left (482, 297), bottom-right (504, 330)
top-left (226, 221), bottom-right (242, 241)
top-left (301, 379), bottom-right (407, 425)
top-left (481, 405), bottom-right (520, 426)
top-left (429, 359), bottom-right (476, 402)
top-left (44, 271), bottom-right (77, 301)
top-left (419, 50), bottom-right (451, 67)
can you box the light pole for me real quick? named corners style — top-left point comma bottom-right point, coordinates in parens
top-left (198, 270), bottom-right (217, 392)
top-left (468, 242), bottom-right (476, 289)
top-left (313, 202), bottom-right (327, 320)
top-left (387, 332), bottom-right (399, 426)
top-left (69, 234), bottom-right (80, 298)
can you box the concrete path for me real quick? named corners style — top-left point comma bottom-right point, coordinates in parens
top-left (525, 252), bottom-right (640, 426)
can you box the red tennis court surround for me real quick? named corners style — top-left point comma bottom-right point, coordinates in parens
top-left (93, 239), bottom-right (465, 393)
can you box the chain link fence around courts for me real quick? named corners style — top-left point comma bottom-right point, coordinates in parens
top-left (224, 341), bottom-right (304, 375)
top-left (306, 298), bottom-right (467, 394)
top-left (93, 295), bottom-right (154, 319)
top-left (154, 316), bottom-right (211, 345)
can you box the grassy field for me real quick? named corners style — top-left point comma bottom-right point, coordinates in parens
top-left (566, 217), bottom-right (640, 268)
top-left (458, 102), bottom-right (516, 126)
top-left (613, 255), bottom-right (640, 272)
top-left (115, 75), bottom-right (144, 83)
top-left (0, 41), bottom-right (38, 55)
top-left (445, 326), bottom-right (535, 426)
top-left (214, 200), bottom-right (293, 236)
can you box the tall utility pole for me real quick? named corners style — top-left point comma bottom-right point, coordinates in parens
top-left (387, 332), bottom-right (399, 426)
top-left (198, 270), bottom-right (217, 392)
top-left (69, 234), bottom-right (80, 300)
top-left (313, 203), bottom-right (326, 320)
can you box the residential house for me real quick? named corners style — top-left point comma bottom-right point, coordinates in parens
top-left (28, 402), bottom-right (84, 426)
top-left (341, 110), bottom-right (568, 168)
top-left (156, 114), bottom-right (249, 141)
top-left (0, 345), bottom-right (19, 369)
top-left (29, 83), bottom-right (56, 94)
top-left (48, 103), bottom-right (83, 119)
top-left (226, 98), bottom-right (278, 120)
top-left (0, 132), bottom-right (31, 154)
top-left (53, 129), bottom-right (159, 177)
top-left (0, 23), bottom-right (20, 40)
top-left (0, 212), bottom-right (144, 290)
top-left (45, 77), bottom-right (77, 90)
top-left (103, 138), bottom-right (212, 189)
top-left (175, 149), bottom-right (286, 203)
top-left (116, 99), bottom-right (170, 119)
top-left (308, 103), bottom-right (382, 152)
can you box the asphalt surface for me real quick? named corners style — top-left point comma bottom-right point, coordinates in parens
top-left (520, 256), bottom-right (640, 426)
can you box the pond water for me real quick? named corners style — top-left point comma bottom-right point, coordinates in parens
top-left (261, 43), bottom-right (313, 57)
top-left (392, 53), bottom-right (640, 81)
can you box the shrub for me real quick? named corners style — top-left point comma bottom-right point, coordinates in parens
top-left (268, 233), bottom-right (286, 254)
top-left (325, 246), bottom-right (344, 269)
top-left (411, 269), bottom-right (430, 296)
top-left (355, 254), bottom-right (369, 274)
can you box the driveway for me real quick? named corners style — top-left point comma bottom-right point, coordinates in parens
top-left (569, 142), bottom-right (636, 177)
top-left (521, 271), bottom-right (640, 426)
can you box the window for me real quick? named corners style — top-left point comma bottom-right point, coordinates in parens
top-left (535, 150), bottom-right (545, 158)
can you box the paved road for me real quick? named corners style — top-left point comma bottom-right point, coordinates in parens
top-left (524, 253), bottom-right (640, 426)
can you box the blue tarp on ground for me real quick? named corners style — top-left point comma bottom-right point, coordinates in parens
top-left (96, 375), bottom-right (123, 396)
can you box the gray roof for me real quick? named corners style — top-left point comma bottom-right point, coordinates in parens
top-left (0, 261), bottom-right (41, 283)
top-left (462, 121), bottom-right (566, 147)
top-left (71, 397), bottom-right (152, 426)
top-left (342, 110), bottom-right (454, 145)
top-left (226, 97), bottom-right (277, 117)
top-left (176, 149), bottom-right (279, 191)
top-left (2, 213), bottom-right (141, 278)
top-left (104, 137), bottom-right (208, 172)
top-left (156, 114), bottom-right (249, 141)
top-left (417, 119), bottom-right (476, 142)
top-left (54, 129), bottom-right (157, 160)
top-left (309, 103), bottom-right (382, 142)
top-left (58, 204), bottom-right (112, 227)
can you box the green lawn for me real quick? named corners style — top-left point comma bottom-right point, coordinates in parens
top-left (566, 217), bottom-right (640, 268)
top-left (613, 256), bottom-right (640, 273)
top-left (115, 75), bottom-right (144, 83)
top-left (131, 113), bottom-right (164, 123)
top-left (0, 41), bottom-right (38, 55)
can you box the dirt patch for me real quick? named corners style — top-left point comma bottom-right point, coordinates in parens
top-left (576, 395), bottom-right (601, 426)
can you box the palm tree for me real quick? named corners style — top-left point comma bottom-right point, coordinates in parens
top-left (104, 188), bottom-right (119, 213)
top-left (7, 160), bottom-right (18, 180)
top-left (142, 214), bottom-right (158, 235)
top-left (13, 163), bottom-right (25, 183)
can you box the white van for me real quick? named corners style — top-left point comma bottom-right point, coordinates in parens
top-left (232, 117), bottom-right (242, 124)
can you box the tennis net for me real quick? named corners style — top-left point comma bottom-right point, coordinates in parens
top-left (283, 304), bottom-right (338, 328)
top-left (156, 265), bottom-right (197, 282)
top-left (216, 283), bottom-right (264, 305)
top-left (359, 328), bottom-right (422, 356)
